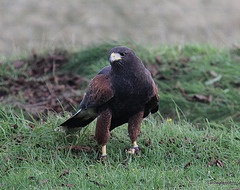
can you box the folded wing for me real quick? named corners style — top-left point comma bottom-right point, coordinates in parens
top-left (144, 76), bottom-right (159, 118)
top-left (61, 73), bottom-right (114, 129)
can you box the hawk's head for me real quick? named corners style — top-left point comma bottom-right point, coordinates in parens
top-left (109, 46), bottom-right (136, 66)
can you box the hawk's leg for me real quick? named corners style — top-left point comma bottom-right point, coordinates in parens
top-left (127, 111), bottom-right (144, 156)
top-left (95, 108), bottom-right (112, 159)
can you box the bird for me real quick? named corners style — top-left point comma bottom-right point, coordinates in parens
top-left (60, 46), bottom-right (159, 159)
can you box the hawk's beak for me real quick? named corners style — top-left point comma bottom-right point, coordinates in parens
top-left (110, 52), bottom-right (122, 63)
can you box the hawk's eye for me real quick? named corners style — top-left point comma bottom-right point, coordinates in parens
top-left (119, 53), bottom-right (126, 57)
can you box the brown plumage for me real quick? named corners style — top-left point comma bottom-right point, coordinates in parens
top-left (60, 46), bottom-right (159, 158)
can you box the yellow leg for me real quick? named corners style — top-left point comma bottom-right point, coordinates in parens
top-left (133, 141), bottom-right (140, 156)
top-left (102, 145), bottom-right (107, 157)
top-left (133, 141), bottom-right (137, 147)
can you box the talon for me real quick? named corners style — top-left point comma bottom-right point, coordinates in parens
top-left (127, 146), bottom-right (140, 156)
top-left (102, 154), bottom-right (107, 160)
top-left (133, 147), bottom-right (140, 156)
top-left (97, 154), bottom-right (107, 163)
top-left (127, 148), bottom-right (135, 154)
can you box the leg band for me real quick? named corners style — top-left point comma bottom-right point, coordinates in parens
top-left (133, 144), bottom-right (138, 148)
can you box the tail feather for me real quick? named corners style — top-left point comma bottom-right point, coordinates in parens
top-left (60, 108), bottom-right (98, 129)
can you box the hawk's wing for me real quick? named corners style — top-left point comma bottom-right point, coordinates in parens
top-left (144, 71), bottom-right (159, 118)
top-left (150, 80), bottom-right (159, 114)
top-left (60, 72), bottom-right (114, 129)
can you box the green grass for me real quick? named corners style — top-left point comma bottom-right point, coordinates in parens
top-left (1, 42), bottom-right (240, 189)
top-left (1, 110), bottom-right (240, 189)
top-left (150, 45), bottom-right (240, 124)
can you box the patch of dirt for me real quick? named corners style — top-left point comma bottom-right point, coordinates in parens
top-left (0, 50), bottom-right (85, 119)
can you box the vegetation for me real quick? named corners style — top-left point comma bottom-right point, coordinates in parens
top-left (66, 43), bottom-right (240, 125)
top-left (1, 43), bottom-right (240, 189)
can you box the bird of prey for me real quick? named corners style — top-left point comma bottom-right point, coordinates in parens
top-left (60, 46), bottom-right (159, 159)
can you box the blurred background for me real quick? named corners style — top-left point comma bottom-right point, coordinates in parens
top-left (1, 0), bottom-right (240, 56)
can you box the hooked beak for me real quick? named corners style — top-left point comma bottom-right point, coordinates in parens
top-left (110, 52), bottom-right (122, 63)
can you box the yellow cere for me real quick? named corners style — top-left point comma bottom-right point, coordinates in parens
top-left (111, 53), bottom-right (121, 61)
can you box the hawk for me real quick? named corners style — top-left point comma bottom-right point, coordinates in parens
top-left (60, 46), bottom-right (159, 159)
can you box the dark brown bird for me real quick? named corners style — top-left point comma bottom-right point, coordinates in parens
top-left (60, 46), bottom-right (159, 159)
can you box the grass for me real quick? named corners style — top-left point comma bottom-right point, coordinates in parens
top-left (151, 45), bottom-right (240, 124)
top-left (1, 110), bottom-right (240, 189)
top-left (1, 42), bottom-right (240, 189)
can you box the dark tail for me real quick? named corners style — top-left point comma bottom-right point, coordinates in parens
top-left (60, 108), bottom-right (97, 130)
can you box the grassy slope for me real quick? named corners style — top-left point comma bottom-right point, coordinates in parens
top-left (65, 43), bottom-right (240, 125)
top-left (152, 45), bottom-right (240, 125)
top-left (1, 43), bottom-right (240, 189)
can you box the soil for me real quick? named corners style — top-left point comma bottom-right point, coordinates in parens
top-left (1, 50), bottom-right (85, 119)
